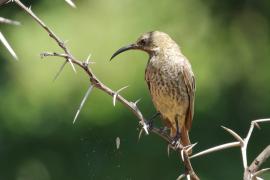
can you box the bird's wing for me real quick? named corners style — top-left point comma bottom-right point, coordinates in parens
top-left (145, 63), bottom-right (152, 93)
top-left (181, 60), bottom-right (196, 130)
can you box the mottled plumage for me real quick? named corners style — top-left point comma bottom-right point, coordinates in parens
top-left (111, 31), bottom-right (195, 148)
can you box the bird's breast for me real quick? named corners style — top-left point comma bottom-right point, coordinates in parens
top-left (145, 57), bottom-right (189, 122)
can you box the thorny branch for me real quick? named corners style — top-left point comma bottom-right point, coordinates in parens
top-left (12, 0), bottom-right (198, 179)
top-left (7, 0), bottom-right (270, 179)
top-left (190, 119), bottom-right (270, 180)
top-left (249, 145), bottom-right (270, 174)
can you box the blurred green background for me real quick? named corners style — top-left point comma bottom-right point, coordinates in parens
top-left (1, 0), bottom-right (270, 179)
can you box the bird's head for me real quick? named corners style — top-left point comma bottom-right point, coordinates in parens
top-left (110, 31), bottom-right (177, 60)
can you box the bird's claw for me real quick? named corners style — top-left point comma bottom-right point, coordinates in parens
top-left (167, 137), bottom-right (182, 157)
top-left (171, 134), bottom-right (181, 149)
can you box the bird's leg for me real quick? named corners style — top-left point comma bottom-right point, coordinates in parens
top-left (150, 111), bottom-right (161, 120)
top-left (160, 126), bottom-right (169, 133)
top-left (171, 119), bottom-right (181, 148)
top-left (147, 111), bottom-right (161, 129)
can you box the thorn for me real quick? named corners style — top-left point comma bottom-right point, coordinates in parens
top-left (190, 141), bottom-right (240, 159)
top-left (0, 32), bottom-right (18, 60)
top-left (67, 57), bottom-right (77, 73)
top-left (176, 174), bottom-right (186, 180)
top-left (83, 54), bottom-right (95, 67)
top-left (53, 61), bottom-right (68, 81)
top-left (221, 126), bottom-right (244, 145)
top-left (112, 85), bottom-right (129, 106)
top-left (85, 53), bottom-right (92, 65)
top-left (180, 149), bottom-right (185, 161)
top-left (3, 0), bottom-right (11, 5)
top-left (253, 118), bottom-right (270, 124)
top-left (254, 122), bottom-right (261, 130)
top-left (0, 17), bottom-right (21, 25)
top-left (134, 98), bottom-right (141, 106)
top-left (138, 128), bottom-right (144, 141)
top-left (65, 0), bottom-right (76, 8)
top-left (253, 168), bottom-right (270, 178)
top-left (142, 122), bottom-right (149, 135)
top-left (73, 85), bottom-right (94, 124)
top-left (28, 5), bottom-right (31, 10)
top-left (186, 142), bottom-right (198, 153)
top-left (116, 137), bottom-right (120, 150)
top-left (167, 144), bottom-right (171, 157)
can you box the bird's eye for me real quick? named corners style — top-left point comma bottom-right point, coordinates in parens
top-left (139, 39), bottom-right (147, 46)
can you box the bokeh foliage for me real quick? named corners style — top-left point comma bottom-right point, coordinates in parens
top-left (0, 0), bottom-right (270, 179)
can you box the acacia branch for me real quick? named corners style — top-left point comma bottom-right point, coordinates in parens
top-left (14, 0), bottom-right (76, 72)
top-left (190, 119), bottom-right (270, 180)
top-left (13, 1), bottom-right (198, 179)
top-left (243, 145), bottom-right (270, 179)
top-left (249, 145), bottom-right (270, 173)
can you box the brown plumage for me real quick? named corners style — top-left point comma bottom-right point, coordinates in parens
top-left (111, 31), bottom-right (195, 149)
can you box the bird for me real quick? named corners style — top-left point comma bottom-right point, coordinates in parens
top-left (110, 31), bottom-right (195, 150)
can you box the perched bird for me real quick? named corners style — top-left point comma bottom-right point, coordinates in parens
top-left (110, 31), bottom-right (195, 149)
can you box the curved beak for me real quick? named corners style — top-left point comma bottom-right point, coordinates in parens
top-left (110, 44), bottom-right (137, 61)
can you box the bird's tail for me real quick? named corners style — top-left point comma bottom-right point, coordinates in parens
top-left (180, 126), bottom-right (192, 154)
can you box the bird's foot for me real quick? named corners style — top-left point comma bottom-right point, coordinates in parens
top-left (149, 112), bottom-right (161, 121)
top-left (146, 119), bottom-right (154, 130)
top-left (141, 112), bottom-right (160, 132)
top-left (160, 126), bottom-right (169, 134)
top-left (167, 134), bottom-right (181, 156)
top-left (171, 133), bottom-right (181, 149)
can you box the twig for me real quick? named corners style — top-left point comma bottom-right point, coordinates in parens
top-left (190, 141), bottom-right (240, 159)
top-left (191, 119), bottom-right (270, 180)
top-left (14, 0), bottom-right (77, 73)
top-left (244, 145), bottom-right (270, 179)
top-left (183, 151), bottom-right (199, 180)
top-left (249, 145), bottom-right (270, 173)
